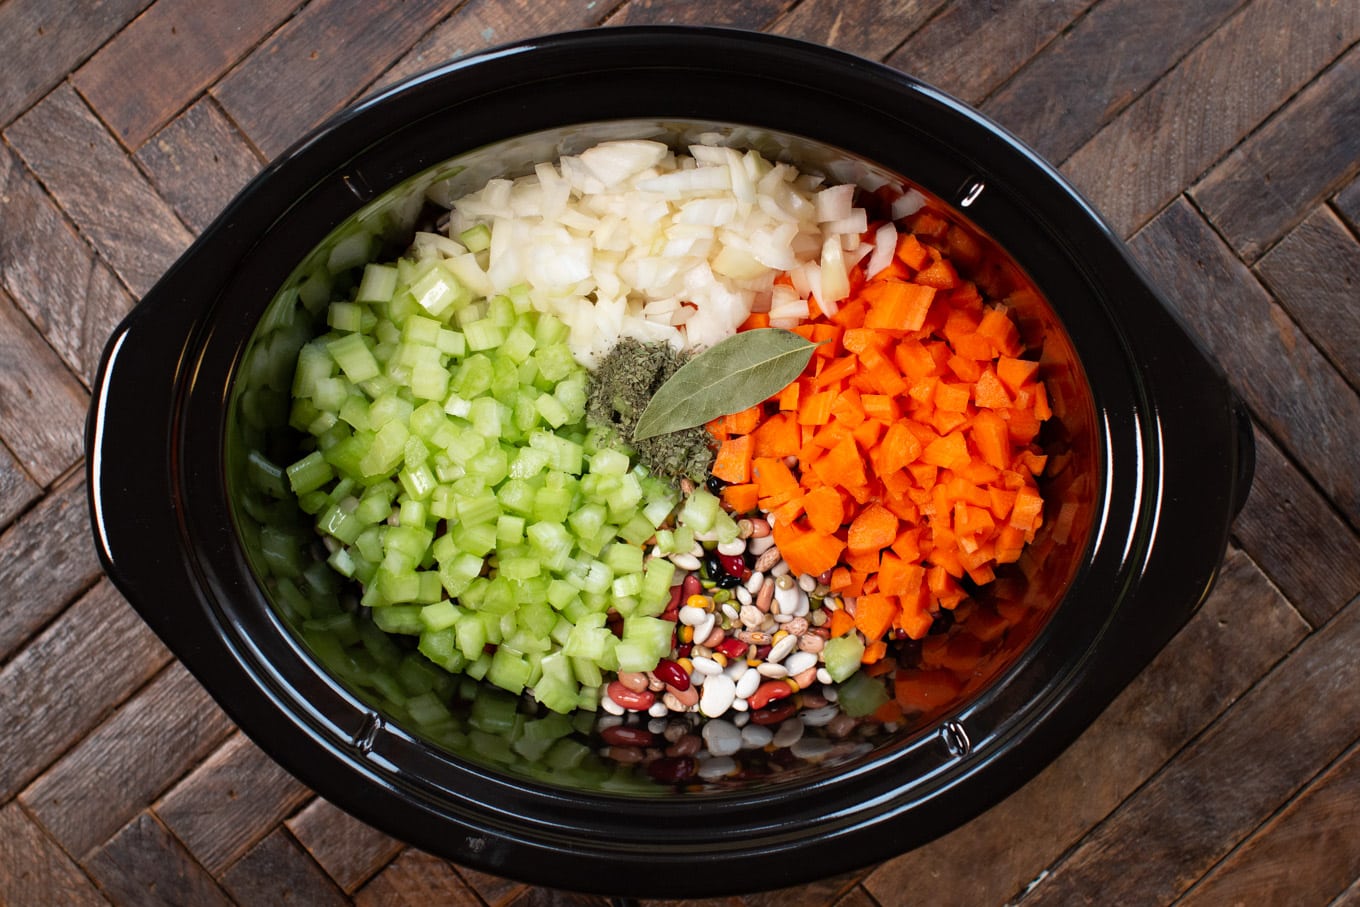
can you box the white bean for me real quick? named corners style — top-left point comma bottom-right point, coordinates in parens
top-left (698, 755), bottom-right (737, 779)
top-left (797, 573), bottom-right (817, 592)
top-left (748, 535), bottom-right (776, 555)
top-left (784, 650), bottom-right (818, 677)
top-left (691, 656), bottom-right (723, 676)
top-left (701, 719), bottom-right (742, 756)
top-left (767, 634), bottom-right (798, 664)
top-left (648, 701), bottom-right (669, 718)
top-left (745, 571), bottom-right (765, 594)
top-left (735, 668), bottom-right (761, 699)
top-left (741, 724), bottom-right (773, 749)
top-left (671, 553), bottom-right (701, 571)
top-left (717, 538), bottom-right (747, 556)
top-left (773, 718), bottom-right (805, 748)
top-left (756, 662), bottom-right (789, 679)
top-left (678, 605), bottom-right (707, 626)
top-left (694, 613), bottom-right (716, 647)
top-left (699, 674), bottom-right (737, 718)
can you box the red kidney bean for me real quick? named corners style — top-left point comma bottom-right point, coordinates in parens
top-left (647, 756), bottom-right (696, 783)
top-left (750, 700), bottom-right (798, 726)
top-left (605, 745), bottom-right (645, 764)
top-left (676, 642), bottom-right (693, 658)
top-left (661, 583), bottom-right (683, 620)
top-left (601, 725), bottom-right (656, 747)
top-left (652, 658), bottom-right (690, 690)
top-left (747, 680), bottom-right (793, 711)
top-left (716, 637), bottom-right (748, 660)
top-left (755, 644), bottom-right (772, 660)
top-left (606, 681), bottom-right (655, 711)
top-left (718, 552), bottom-right (747, 577)
top-left (682, 572), bottom-right (703, 599)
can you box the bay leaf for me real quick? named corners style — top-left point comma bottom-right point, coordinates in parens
top-left (632, 329), bottom-right (818, 440)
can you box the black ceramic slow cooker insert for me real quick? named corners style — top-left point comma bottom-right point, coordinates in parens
top-left (87, 28), bottom-right (1253, 898)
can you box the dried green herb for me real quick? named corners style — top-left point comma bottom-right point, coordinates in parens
top-left (586, 338), bottom-right (715, 485)
top-left (632, 329), bottom-right (818, 440)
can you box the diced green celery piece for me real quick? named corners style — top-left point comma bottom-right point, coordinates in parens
top-left (355, 526), bottom-right (385, 563)
top-left (452, 354), bottom-right (493, 397)
top-left (546, 579), bottom-right (578, 611)
top-left (465, 652), bottom-right (492, 680)
top-left (408, 400), bottom-right (446, 441)
top-left (415, 570), bottom-right (443, 603)
top-left (638, 558), bottom-right (677, 615)
top-left (410, 363), bottom-right (450, 401)
top-left (533, 312), bottom-right (569, 346)
top-left (327, 332), bottom-right (380, 383)
top-left (498, 556), bottom-right (541, 581)
top-left (607, 473), bottom-right (644, 515)
top-left (678, 487), bottom-right (720, 534)
top-left (454, 489), bottom-right (500, 526)
top-left (553, 373), bottom-right (588, 422)
top-left (616, 512), bottom-right (656, 546)
top-left (385, 523), bottom-right (433, 561)
top-left (823, 634), bottom-right (866, 683)
top-left (401, 313), bottom-right (441, 345)
top-left (653, 528), bottom-right (675, 555)
top-left (420, 599), bottom-right (461, 632)
top-left (496, 478), bottom-right (537, 517)
top-left (501, 326), bottom-right (537, 364)
top-left (286, 450), bottom-right (333, 494)
top-left (534, 342), bottom-right (577, 382)
top-left (486, 295), bottom-right (516, 327)
top-left (326, 545), bottom-right (357, 578)
top-left (357, 262), bottom-right (399, 302)
top-left (468, 396), bottom-right (505, 438)
top-left (338, 394), bottom-right (370, 430)
top-left (533, 392), bottom-right (569, 428)
top-left (611, 572), bottom-right (643, 600)
top-left (532, 484), bottom-right (573, 524)
top-left (369, 392), bottom-right (414, 429)
top-left (496, 513), bottom-right (525, 546)
top-left (410, 263), bottom-right (471, 318)
top-left (459, 223), bottom-right (492, 253)
top-left (398, 462), bottom-right (437, 500)
top-left (468, 445), bottom-right (510, 486)
top-left (713, 510), bottom-right (740, 544)
top-left (642, 489), bottom-right (678, 529)
top-left (406, 691), bottom-right (452, 727)
top-left (418, 627), bottom-right (467, 673)
top-left (438, 551), bottom-right (484, 597)
top-left (328, 301), bottom-right (364, 332)
top-left (356, 481), bottom-right (397, 523)
top-left (449, 521), bottom-right (497, 558)
top-left (464, 319), bottom-right (504, 352)
top-left (455, 613), bottom-right (488, 660)
top-left (317, 503), bottom-right (364, 545)
top-left (371, 604), bottom-right (424, 635)
top-left (436, 328), bottom-right (466, 357)
top-left (530, 651), bottom-right (578, 715)
top-left (509, 446), bottom-right (550, 480)
top-left (672, 525), bottom-right (695, 554)
top-left (589, 447), bottom-right (631, 477)
top-left (307, 410), bottom-right (339, 437)
top-left (602, 542), bottom-right (645, 575)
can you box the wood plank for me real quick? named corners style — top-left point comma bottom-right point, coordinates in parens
top-left (981, 0), bottom-right (1248, 163)
top-left (84, 811), bottom-right (234, 907)
top-left (0, 442), bottom-right (39, 534)
top-left (1063, 0), bottom-right (1360, 238)
top-left (0, 144), bottom-right (134, 386)
top-left (72, 0), bottom-right (303, 149)
top-left (0, 473), bottom-right (103, 662)
top-left (1177, 741), bottom-right (1360, 907)
top-left (1334, 875), bottom-right (1360, 907)
top-left (155, 732), bottom-right (312, 875)
top-left (210, 0), bottom-right (451, 160)
top-left (0, 289), bottom-right (89, 485)
top-left (1191, 43), bottom-right (1360, 262)
top-left (743, 871), bottom-right (865, 907)
top-left (4, 84), bottom-right (194, 297)
top-left (285, 796), bottom-right (403, 893)
top-left (1231, 425), bottom-right (1360, 627)
top-left (353, 850), bottom-right (490, 907)
top-left (1335, 173), bottom-right (1360, 232)
top-left (219, 828), bottom-right (349, 907)
top-left (0, 579), bottom-right (171, 801)
top-left (1255, 204), bottom-right (1360, 389)
top-left (1019, 594), bottom-right (1360, 906)
top-left (606, 0), bottom-right (792, 28)
top-left (0, 0), bottom-right (152, 126)
top-left (453, 864), bottom-right (529, 907)
top-left (864, 547), bottom-right (1308, 906)
top-left (1129, 197), bottom-right (1360, 526)
top-left (504, 888), bottom-right (610, 907)
top-left (883, 0), bottom-right (1096, 106)
top-left (21, 661), bottom-right (237, 860)
top-left (0, 803), bottom-right (110, 907)
top-left (766, 0), bottom-right (943, 61)
top-left (135, 97), bottom-right (265, 235)
top-left (375, 0), bottom-right (612, 92)
top-left (831, 889), bottom-right (877, 907)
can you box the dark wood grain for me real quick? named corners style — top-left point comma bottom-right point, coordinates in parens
top-left (0, 473), bottom-right (102, 662)
top-left (829, 889), bottom-right (877, 907)
top-left (884, 0), bottom-right (1096, 105)
top-left (0, 580), bottom-right (170, 802)
top-left (606, 0), bottom-right (791, 27)
top-left (0, 144), bottom-right (134, 386)
top-left (504, 888), bottom-right (611, 907)
top-left (0, 802), bottom-right (110, 907)
top-left (353, 850), bottom-right (493, 907)
top-left (864, 547), bottom-right (1307, 906)
top-left (0, 290), bottom-right (88, 486)
top-left (4, 84), bottom-right (194, 297)
top-left (767, 0), bottom-right (942, 60)
top-left (375, 0), bottom-right (613, 92)
top-left (285, 797), bottom-right (404, 893)
top-left (135, 97), bottom-right (265, 235)
top-left (210, 0), bottom-right (450, 159)
top-left (0, 0), bottom-right (151, 126)
top-left (1177, 741), bottom-right (1360, 907)
top-left (1255, 205), bottom-right (1360, 389)
top-left (1130, 197), bottom-right (1360, 526)
top-left (0, 442), bottom-right (39, 534)
top-left (85, 811), bottom-right (235, 907)
top-left (73, 0), bottom-right (303, 149)
top-left (1231, 425), bottom-right (1360, 627)
top-left (1021, 595), bottom-right (1360, 906)
top-left (981, 0), bottom-right (1248, 163)
top-left (1334, 875), bottom-right (1360, 907)
top-left (454, 863), bottom-right (530, 907)
top-left (1063, 0), bottom-right (1360, 238)
top-left (1191, 43), bottom-right (1360, 262)
top-left (21, 661), bottom-right (237, 859)
top-left (155, 733), bottom-right (312, 876)
top-left (219, 828), bottom-right (350, 907)
top-left (1336, 173), bottom-right (1360, 232)
top-left (744, 872), bottom-right (866, 907)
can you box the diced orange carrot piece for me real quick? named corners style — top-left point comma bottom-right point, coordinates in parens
top-left (711, 434), bottom-right (753, 484)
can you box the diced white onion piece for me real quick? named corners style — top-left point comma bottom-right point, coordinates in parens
top-left (891, 188), bottom-right (927, 220)
top-left (820, 235), bottom-right (851, 305)
top-left (577, 140), bottom-right (669, 188)
top-left (815, 184), bottom-right (856, 223)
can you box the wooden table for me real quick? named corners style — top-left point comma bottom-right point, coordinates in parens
top-left (1, 1), bottom-right (1357, 904)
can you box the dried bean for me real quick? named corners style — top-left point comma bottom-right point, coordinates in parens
top-left (617, 671), bottom-right (649, 693)
top-left (717, 539), bottom-right (746, 557)
top-left (653, 658), bottom-right (689, 690)
top-left (648, 756), bottom-right (696, 783)
top-left (602, 725), bottom-right (656, 747)
top-left (666, 682), bottom-right (699, 707)
top-left (751, 700), bottom-right (798, 726)
top-left (605, 745), bottom-right (645, 764)
top-left (665, 734), bottom-right (702, 758)
top-left (606, 682), bottom-right (656, 711)
top-left (756, 578), bottom-right (775, 612)
top-left (752, 546), bottom-right (782, 572)
top-left (672, 552), bottom-right (702, 571)
top-left (748, 518), bottom-right (772, 538)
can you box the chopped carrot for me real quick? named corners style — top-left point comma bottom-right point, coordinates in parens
top-left (802, 485), bottom-right (844, 534)
top-left (721, 483), bottom-right (759, 513)
top-left (854, 593), bottom-right (897, 641)
top-left (847, 502), bottom-right (899, 555)
top-left (711, 434), bottom-right (753, 484)
top-left (752, 457), bottom-right (799, 499)
top-left (828, 608), bottom-right (857, 638)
